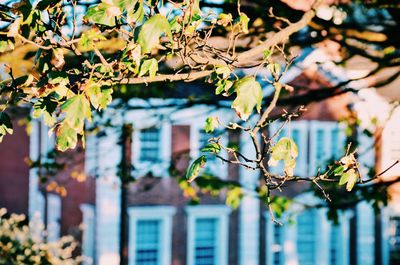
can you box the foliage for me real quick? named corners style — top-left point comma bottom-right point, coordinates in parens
top-left (0, 0), bottom-right (399, 220)
top-left (0, 208), bottom-right (81, 265)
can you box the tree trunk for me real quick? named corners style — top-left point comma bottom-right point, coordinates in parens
top-left (119, 124), bottom-right (133, 265)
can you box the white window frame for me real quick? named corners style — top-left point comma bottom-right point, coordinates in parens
top-left (80, 204), bottom-right (96, 265)
top-left (186, 205), bottom-right (231, 265)
top-left (47, 193), bottom-right (61, 242)
top-left (29, 120), bottom-right (45, 221)
top-left (128, 206), bottom-right (176, 265)
top-left (268, 121), bottom-right (308, 177)
top-left (132, 123), bottom-right (171, 177)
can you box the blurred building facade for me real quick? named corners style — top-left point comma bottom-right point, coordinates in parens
top-left (0, 48), bottom-right (400, 265)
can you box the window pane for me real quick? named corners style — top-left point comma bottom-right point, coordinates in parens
top-left (195, 218), bottom-right (217, 265)
top-left (390, 216), bottom-right (400, 265)
top-left (140, 128), bottom-right (160, 162)
top-left (297, 210), bottom-right (317, 265)
top-left (272, 223), bottom-right (284, 265)
top-left (316, 129), bottom-right (325, 166)
top-left (331, 127), bottom-right (345, 160)
top-left (330, 225), bottom-right (340, 265)
top-left (135, 220), bottom-right (160, 265)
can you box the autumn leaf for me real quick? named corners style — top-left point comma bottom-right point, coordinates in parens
top-left (339, 168), bottom-right (359, 191)
top-left (137, 14), bottom-right (172, 54)
top-left (56, 124), bottom-right (78, 152)
top-left (138, 58), bottom-right (158, 78)
top-left (268, 137), bottom-right (298, 176)
top-left (61, 94), bottom-right (91, 131)
top-left (0, 112), bottom-right (13, 142)
top-left (232, 77), bottom-right (263, 121)
top-left (204, 116), bottom-right (218, 133)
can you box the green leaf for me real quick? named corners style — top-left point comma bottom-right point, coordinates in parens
top-left (84, 3), bottom-right (118, 26)
top-left (234, 13), bottom-right (249, 34)
top-left (268, 137), bottom-right (298, 176)
top-left (85, 81), bottom-right (113, 110)
top-left (170, 17), bottom-right (182, 33)
top-left (201, 143), bottom-right (221, 154)
top-left (231, 77), bottom-right (263, 121)
top-left (48, 71), bottom-right (69, 97)
top-left (333, 165), bottom-right (345, 176)
top-left (339, 168), bottom-right (358, 191)
top-left (204, 116), bottom-right (218, 133)
top-left (270, 196), bottom-right (292, 218)
top-left (126, 0), bottom-right (144, 23)
top-left (61, 94), bottom-right (91, 131)
top-left (32, 96), bottom-right (58, 127)
top-left (138, 58), bottom-right (158, 78)
top-left (79, 29), bottom-right (106, 50)
top-left (56, 124), bottom-right (78, 152)
top-left (186, 155), bottom-right (207, 183)
top-left (215, 66), bottom-right (231, 79)
top-left (0, 112), bottom-right (13, 142)
top-left (215, 79), bottom-right (233, 96)
top-left (226, 187), bottom-right (243, 209)
top-left (263, 49), bottom-right (272, 60)
top-left (36, 0), bottom-right (62, 10)
top-left (138, 14), bottom-right (172, 54)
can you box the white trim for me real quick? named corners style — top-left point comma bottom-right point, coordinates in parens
top-left (29, 120), bottom-right (45, 221)
top-left (80, 204), bottom-right (96, 265)
top-left (47, 193), bottom-right (61, 242)
top-left (186, 205), bottom-right (231, 265)
top-left (128, 206), bottom-right (176, 265)
top-left (132, 122), bottom-right (171, 177)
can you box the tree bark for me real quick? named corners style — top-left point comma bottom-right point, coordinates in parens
top-left (119, 124), bottom-right (133, 265)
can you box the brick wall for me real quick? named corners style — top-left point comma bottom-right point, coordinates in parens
top-left (0, 119), bottom-right (30, 215)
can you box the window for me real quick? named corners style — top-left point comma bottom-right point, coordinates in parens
top-left (297, 209), bottom-right (317, 265)
top-left (128, 206), bottom-right (176, 265)
top-left (140, 128), bottom-right (161, 162)
top-left (357, 202), bottom-right (375, 265)
top-left (265, 215), bottom-right (286, 265)
top-left (81, 204), bottom-right (95, 265)
top-left (194, 218), bottom-right (217, 265)
top-left (135, 220), bottom-right (161, 265)
top-left (186, 205), bottom-right (231, 265)
top-left (272, 223), bottom-right (284, 265)
top-left (329, 225), bottom-right (340, 265)
top-left (309, 121), bottom-right (345, 176)
top-left (389, 216), bottom-right (400, 265)
top-left (133, 123), bottom-right (171, 176)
